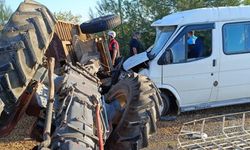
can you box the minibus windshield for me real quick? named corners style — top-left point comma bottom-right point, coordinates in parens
top-left (148, 26), bottom-right (176, 59)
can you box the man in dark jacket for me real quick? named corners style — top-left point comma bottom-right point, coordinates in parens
top-left (129, 32), bottom-right (143, 56)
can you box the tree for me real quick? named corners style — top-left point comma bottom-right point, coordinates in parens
top-left (243, 0), bottom-right (250, 4)
top-left (206, 0), bottom-right (241, 7)
top-left (54, 11), bottom-right (82, 24)
top-left (0, 0), bottom-right (12, 29)
top-left (139, 0), bottom-right (173, 20)
top-left (93, 0), bottom-right (243, 57)
top-left (94, 0), bottom-right (158, 56)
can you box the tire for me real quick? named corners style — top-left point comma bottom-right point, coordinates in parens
top-left (160, 93), bottom-right (170, 115)
top-left (139, 75), bottom-right (164, 118)
top-left (80, 15), bottom-right (121, 34)
top-left (105, 73), bottom-right (159, 150)
top-left (111, 57), bottom-right (124, 85)
top-left (0, 0), bottom-right (56, 119)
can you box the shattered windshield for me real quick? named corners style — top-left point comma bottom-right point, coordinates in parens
top-left (148, 26), bottom-right (176, 59)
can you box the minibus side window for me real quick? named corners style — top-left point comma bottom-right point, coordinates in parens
top-left (223, 22), bottom-right (250, 54)
top-left (168, 29), bottom-right (212, 63)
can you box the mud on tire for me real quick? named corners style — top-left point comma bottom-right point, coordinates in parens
top-left (105, 73), bottom-right (159, 150)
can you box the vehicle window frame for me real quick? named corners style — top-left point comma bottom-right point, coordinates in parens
top-left (148, 26), bottom-right (177, 60)
top-left (222, 21), bottom-right (250, 55)
top-left (158, 23), bottom-right (215, 65)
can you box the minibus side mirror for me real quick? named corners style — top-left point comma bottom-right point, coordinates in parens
top-left (158, 49), bottom-right (173, 65)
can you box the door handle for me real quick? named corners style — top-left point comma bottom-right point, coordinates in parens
top-left (212, 59), bottom-right (216, 67)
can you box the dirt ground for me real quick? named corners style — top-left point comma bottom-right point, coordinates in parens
top-left (145, 103), bottom-right (250, 150)
top-left (1, 104), bottom-right (250, 150)
top-left (0, 114), bottom-right (37, 150)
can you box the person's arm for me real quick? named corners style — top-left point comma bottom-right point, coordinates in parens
top-left (112, 48), bottom-right (118, 65)
top-left (111, 42), bottom-right (118, 65)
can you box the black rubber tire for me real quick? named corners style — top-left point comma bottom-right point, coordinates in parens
top-left (105, 73), bottom-right (159, 150)
top-left (139, 75), bottom-right (164, 118)
top-left (111, 57), bottom-right (124, 85)
top-left (80, 15), bottom-right (121, 34)
top-left (0, 0), bottom-right (56, 115)
top-left (160, 93), bottom-right (170, 116)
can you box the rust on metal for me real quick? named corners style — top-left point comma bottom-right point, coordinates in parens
top-left (96, 37), bottom-right (112, 73)
top-left (46, 21), bottom-right (92, 66)
top-left (25, 94), bottom-right (41, 117)
top-left (0, 81), bottom-right (38, 136)
top-left (48, 21), bottom-right (112, 73)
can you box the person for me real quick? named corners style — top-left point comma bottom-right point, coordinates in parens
top-left (187, 31), bottom-right (203, 58)
top-left (187, 31), bottom-right (197, 45)
top-left (129, 32), bottom-right (143, 56)
top-left (108, 30), bottom-right (120, 65)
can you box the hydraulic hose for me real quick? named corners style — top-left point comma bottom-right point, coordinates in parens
top-left (96, 103), bottom-right (104, 150)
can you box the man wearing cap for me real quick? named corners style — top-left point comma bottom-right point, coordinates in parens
top-left (108, 30), bottom-right (120, 65)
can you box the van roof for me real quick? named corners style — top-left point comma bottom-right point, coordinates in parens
top-left (152, 5), bottom-right (250, 27)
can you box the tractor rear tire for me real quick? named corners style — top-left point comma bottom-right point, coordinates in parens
top-left (105, 73), bottom-right (159, 150)
top-left (0, 0), bottom-right (56, 128)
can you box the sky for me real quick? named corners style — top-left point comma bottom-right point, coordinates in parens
top-left (6, 0), bottom-right (98, 21)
